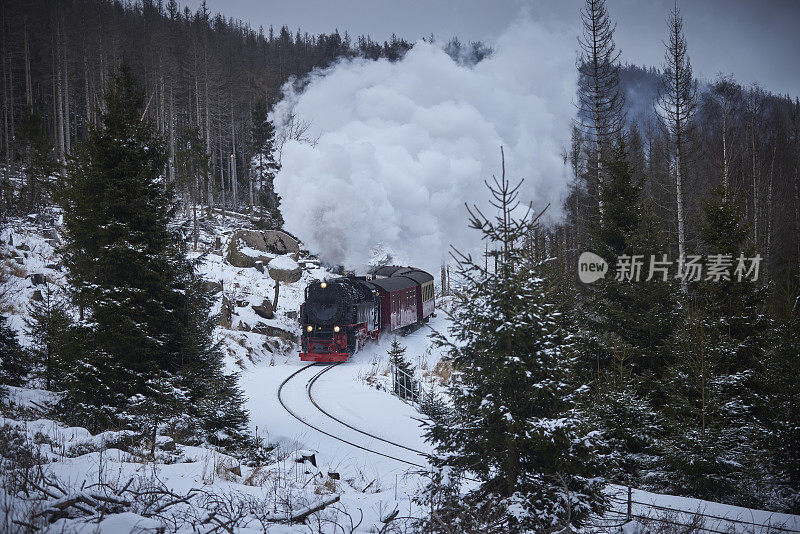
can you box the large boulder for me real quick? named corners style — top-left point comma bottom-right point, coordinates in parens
top-left (268, 255), bottom-right (302, 283)
top-left (225, 229), bottom-right (300, 268)
top-left (252, 299), bottom-right (274, 320)
top-left (263, 230), bottom-right (300, 256)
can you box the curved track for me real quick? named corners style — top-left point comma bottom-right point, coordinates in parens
top-left (277, 362), bottom-right (428, 468)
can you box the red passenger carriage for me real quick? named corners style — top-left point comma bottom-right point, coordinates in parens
top-left (299, 265), bottom-right (435, 362)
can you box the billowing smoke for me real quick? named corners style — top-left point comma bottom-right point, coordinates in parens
top-left (272, 17), bottom-right (577, 274)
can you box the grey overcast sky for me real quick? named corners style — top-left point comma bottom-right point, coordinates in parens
top-left (186, 0), bottom-right (800, 97)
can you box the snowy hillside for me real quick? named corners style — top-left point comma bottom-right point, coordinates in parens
top-left (1, 212), bottom-right (798, 533)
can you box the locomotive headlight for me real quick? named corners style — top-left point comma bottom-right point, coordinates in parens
top-left (320, 282), bottom-right (327, 289)
top-left (306, 325), bottom-right (313, 332)
top-left (333, 326), bottom-right (340, 333)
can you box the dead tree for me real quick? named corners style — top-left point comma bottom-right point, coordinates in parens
top-left (656, 4), bottom-right (696, 291)
top-left (576, 0), bottom-right (625, 220)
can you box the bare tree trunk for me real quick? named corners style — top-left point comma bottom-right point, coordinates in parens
top-left (24, 18), bottom-right (32, 108)
top-left (1, 6), bottom-right (9, 190)
top-left (62, 17), bottom-right (70, 154)
top-left (52, 32), bottom-right (65, 164)
top-left (218, 112), bottom-right (225, 212)
top-left (794, 167), bottom-right (800, 276)
top-left (249, 109), bottom-right (254, 209)
top-left (168, 82), bottom-right (175, 187)
top-left (676, 141), bottom-right (686, 291)
top-left (751, 124), bottom-right (759, 245)
top-left (764, 146), bottom-right (775, 274)
top-left (6, 18), bottom-right (13, 145)
top-left (230, 106), bottom-right (237, 209)
top-left (205, 60), bottom-right (212, 210)
top-left (83, 51), bottom-right (91, 131)
top-left (721, 100), bottom-right (729, 197)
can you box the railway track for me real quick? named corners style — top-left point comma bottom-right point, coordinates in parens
top-left (278, 364), bottom-right (798, 533)
top-left (276, 362), bottom-right (428, 468)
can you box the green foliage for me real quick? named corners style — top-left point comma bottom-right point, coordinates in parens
top-left (57, 62), bottom-right (181, 378)
top-left (250, 97), bottom-right (283, 227)
top-left (657, 189), bottom-right (772, 507)
top-left (17, 106), bottom-right (60, 211)
top-left (175, 125), bottom-right (210, 189)
top-left (426, 153), bottom-right (604, 531)
top-left (764, 286), bottom-right (800, 512)
top-left (580, 135), bottom-right (680, 381)
top-left (55, 62), bottom-right (248, 444)
top-left (388, 336), bottom-right (415, 396)
top-left (0, 315), bottom-right (26, 388)
top-left (24, 285), bottom-right (77, 390)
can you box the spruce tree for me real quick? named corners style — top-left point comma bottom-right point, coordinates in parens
top-left (426, 151), bottom-right (604, 532)
top-left (388, 337), bottom-right (414, 396)
top-left (766, 284), bottom-right (800, 512)
top-left (56, 62), bottom-right (248, 440)
top-left (660, 190), bottom-right (769, 506)
top-left (0, 314), bottom-right (26, 389)
top-left (579, 134), bottom-right (680, 379)
top-left (250, 97), bottom-right (283, 227)
top-left (24, 284), bottom-right (75, 390)
top-left (57, 62), bottom-right (179, 379)
top-left (572, 136), bottom-right (678, 490)
top-left (17, 106), bottom-right (60, 211)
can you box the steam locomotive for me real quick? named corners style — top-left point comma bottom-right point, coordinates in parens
top-left (299, 266), bottom-right (435, 362)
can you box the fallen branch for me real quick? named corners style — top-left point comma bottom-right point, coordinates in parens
top-left (288, 495), bottom-right (341, 524)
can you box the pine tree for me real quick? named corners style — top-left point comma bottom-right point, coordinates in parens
top-left (0, 314), bottom-right (26, 389)
top-left (57, 61), bottom-right (179, 381)
top-left (425, 150), bottom-right (604, 532)
top-left (576, 0), bottom-right (625, 219)
top-left (125, 370), bottom-right (188, 456)
top-left (388, 337), bottom-right (415, 397)
top-left (24, 284), bottom-right (75, 390)
top-left (576, 134), bottom-right (677, 489)
top-left (59, 329), bottom-right (126, 433)
top-left (17, 106), bottom-right (60, 211)
top-left (579, 135), bottom-right (680, 378)
top-left (765, 283), bottom-right (800, 512)
top-left (250, 96), bottom-right (283, 227)
top-left (56, 62), bottom-right (248, 440)
top-left (657, 4), bottom-right (697, 290)
top-left (659, 190), bottom-right (769, 506)
top-left (176, 271), bottom-right (248, 445)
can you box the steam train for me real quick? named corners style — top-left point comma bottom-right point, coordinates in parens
top-left (299, 266), bottom-right (435, 362)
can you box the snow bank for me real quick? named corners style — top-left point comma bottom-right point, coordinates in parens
top-left (272, 16), bottom-right (577, 273)
top-left (268, 254), bottom-right (300, 271)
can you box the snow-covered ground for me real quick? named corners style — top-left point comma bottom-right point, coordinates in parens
top-left (2, 214), bottom-right (800, 532)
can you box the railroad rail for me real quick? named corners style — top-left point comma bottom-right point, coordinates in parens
top-left (278, 363), bottom-right (799, 533)
top-left (276, 362), bottom-right (427, 468)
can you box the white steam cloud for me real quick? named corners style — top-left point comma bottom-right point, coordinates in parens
top-left (272, 17), bottom-right (577, 274)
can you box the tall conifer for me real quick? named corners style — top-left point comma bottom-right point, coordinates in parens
top-left (425, 151), bottom-right (604, 531)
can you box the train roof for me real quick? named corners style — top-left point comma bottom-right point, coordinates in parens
top-left (370, 276), bottom-right (418, 292)
top-left (370, 265), bottom-right (434, 281)
top-left (395, 268), bottom-right (434, 284)
top-left (370, 265), bottom-right (405, 277)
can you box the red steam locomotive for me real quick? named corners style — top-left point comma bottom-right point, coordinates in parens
top-left (299, 265), bottom-right (436, 362)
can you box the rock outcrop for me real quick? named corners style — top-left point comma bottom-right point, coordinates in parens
top-left (252, 299), bottom-right (274, 320)
top-left (225, 229), bottom-right (300, 268)
top-left (268, 255), bottom-right (302, 283)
